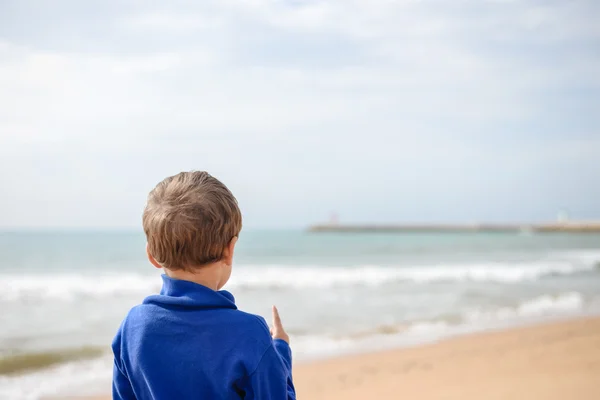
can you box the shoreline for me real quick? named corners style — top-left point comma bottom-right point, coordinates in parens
top-left (74, 315), bottom-right (600, 400)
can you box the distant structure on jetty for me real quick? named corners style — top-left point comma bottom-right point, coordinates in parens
top-left (309, 213), bottom-right (600, 233)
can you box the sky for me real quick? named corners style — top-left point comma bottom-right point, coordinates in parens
top-left (0, 0), bottom-right (599, 229)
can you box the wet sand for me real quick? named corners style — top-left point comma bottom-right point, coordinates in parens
top-left (81, 316), bottom-right (600, 400)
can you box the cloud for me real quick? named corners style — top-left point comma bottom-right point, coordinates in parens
top-left (0, 0), bottom-right (599, 228)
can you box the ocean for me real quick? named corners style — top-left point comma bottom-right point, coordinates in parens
top-left (1, 230), bottom-right (599, 399)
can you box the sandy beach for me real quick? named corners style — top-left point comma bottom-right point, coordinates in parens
top-left (293, 317), bottom-right (600, 399)
top-left (81, 316), bottom-right (600, 400)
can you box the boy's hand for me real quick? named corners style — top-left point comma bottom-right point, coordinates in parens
top-left (270, 305), bottom-right (290, 344)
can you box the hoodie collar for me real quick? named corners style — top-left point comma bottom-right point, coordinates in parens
top-left (143, 274), bottom-right (237, 310)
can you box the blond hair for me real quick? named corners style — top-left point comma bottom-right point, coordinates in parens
top-left (143, 171), bottom-right (242, 271)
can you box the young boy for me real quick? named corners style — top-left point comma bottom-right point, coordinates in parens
top-left (112, 171), bottom-right (296, 399)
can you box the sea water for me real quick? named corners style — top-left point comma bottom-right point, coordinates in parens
top-left (1, 230), bottom-right (599, 399)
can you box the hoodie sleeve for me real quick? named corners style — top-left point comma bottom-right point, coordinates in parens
top-left (111, 327), bottom-right (136, 400)
top-left (246, 342), bottom-right (296, 399)
top-left (273, 339), bottom-right (292, 372)
top-left (113, 359), bottom-right (136, 400)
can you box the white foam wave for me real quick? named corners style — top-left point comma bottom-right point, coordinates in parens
top-left (294, 292), bottom-right (589, 358)
top-left (0, 355), bottom-right (112, 400)
top-left (556, 249), bottom-right (600, 266)
top-left (0, 257), bottom-right (597, 301)
top-left (465, 292), bottom-right (585, 322)
top-left (230, 260), bottom-right (595, 288)
top-left (0, 273), bottom-right (161, 302)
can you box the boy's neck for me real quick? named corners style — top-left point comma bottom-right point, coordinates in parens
top-left (163, 263), bottom-right (227, 291)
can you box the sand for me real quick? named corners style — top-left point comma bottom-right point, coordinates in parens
top-left (294, 317), bottom-right (600, 400)
top-left (81, 316), bottom-right (600, 400)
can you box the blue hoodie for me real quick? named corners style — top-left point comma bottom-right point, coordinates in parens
top-left (112, 275), bottom-right (296, 399)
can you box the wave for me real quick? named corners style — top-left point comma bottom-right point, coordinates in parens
top-left (0, 347), bottom-right (105, 376)
top-left (1, 252), bottom-right (599, 301)
top-left (0, 273), bottom-right (161, 302)
top-left (231, 260), bottom-right (596, 288)
top-left (297, 292), bottom-right (589, 353)
top-left (465, 292), bottom-right (585, 322)
top-left (0, 354), bottom-right (112, 400)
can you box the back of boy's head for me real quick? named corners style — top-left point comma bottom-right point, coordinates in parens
top-left (143, 171), bottom-right (242, 271)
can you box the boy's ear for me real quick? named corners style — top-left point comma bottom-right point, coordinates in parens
top-left (146, 244), bottom-right (163, 269)
top-left (223, 236), bottom-right (238, 265)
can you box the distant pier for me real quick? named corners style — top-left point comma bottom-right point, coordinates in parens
top-left (308, 222), bottom-right (600, 234)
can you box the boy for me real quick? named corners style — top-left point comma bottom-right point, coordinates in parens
top-left (112, 171), bottom-right (296, 399)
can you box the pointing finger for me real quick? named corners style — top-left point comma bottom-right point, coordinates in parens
top-left (272, 305), bottom-right (282, 329)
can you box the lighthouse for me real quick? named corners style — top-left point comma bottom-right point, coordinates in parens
top-left (329, 212), bottom-right (339, 226)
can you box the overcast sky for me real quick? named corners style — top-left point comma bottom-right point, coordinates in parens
top-left (1, 0), bottom-right (599, 229)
